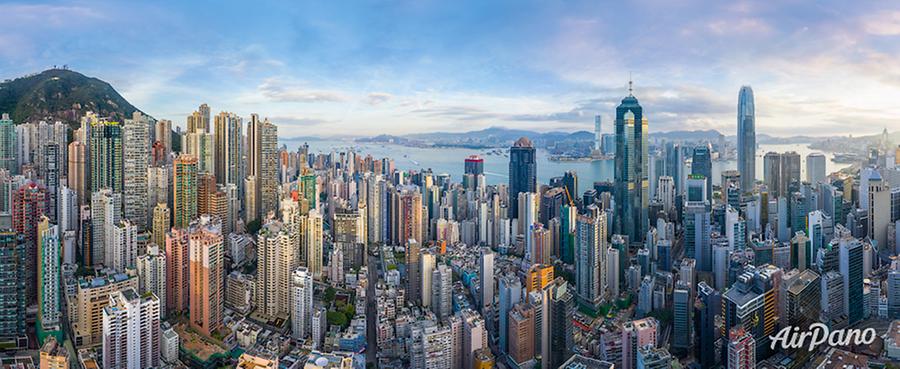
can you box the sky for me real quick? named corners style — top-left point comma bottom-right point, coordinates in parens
top-left (2, 0), bottom-right (900, 138)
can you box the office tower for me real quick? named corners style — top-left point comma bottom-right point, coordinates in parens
top-left (300, 168), bottom-right (318, 209)
top-left (508, 137), bottom-right (536, 217)
top-left (291, 266), bottom-right (313, 341)
top-left (839, 238), bottom-right (863, 324)
top-left (90, 121), bottom-right (123, 193)
top-left (575, 213), bottom-right (606, 308)
top-left (542, 278), bottom-right (574, 369)
top-left (695, 282), bottom-right (720, 368)
top-left (685, 174), bottom-right (707, 203)
top-left (188, 216), bottom-right (224, 337)
top-left (106, 220), bottom-right (137, 272)
top-left (508, 303), bottom-right (535, 364)
top-left (13, 182), bottom-right (47, 302)
top-left (410, 321), bottom-right (452, 369)
top-left (657, 176), bottom-right (675, 216)
top-left (0, 114), bottom-right (15, 174)
top-left (672, 280), bottom-right (692, 352)
top-left (101, 288), bottom-right (160, 369)
top-left (39, 336), bottom-right (69, 369)
top-left (419, 250), bottom-right (436, 308)
top-left (465, 155), bottom-right (485, 176)
top-left (621, 317), bottom-right (658, 369)
top-left (432, 264), bottom-right (452, 319)
top-left (737, 86), bottom-right (756, 190)
top-left (123, 112), bottom-right (149, 229)
top-left (540, 187), bottom-right (565, 226)
top-left (889, 269), bottom-right (900, 319)
top-left (560, 204), bottom-right (577, 264)
top-left (37, 217), bottom-right (61, 340)
top-left (0, 231), bottom-right (26, 348)
top-left (764, 152), bottom-right (801, 198)
top-left (498, 275), bottom-right (522, 353)
top-left (136, 245), bottom-right (167, 319)
top-left (67, 141), bottom-right (86, 205)
top-left (692, 144), bottom-right (712, 201)
top-left (727, 327), bottom-right (756, 369)
top-left (393, 185), bottom-right (424, 246)
top-left (806, 153), bottom-right (826, 184)
top-left (214, 112), bottom-right (243, 188)
top-left (70, 271), bottom-right (138, 347)
top-left (519, 191), bottom-right (537, 242)
top-left (820, 270), bottom-right (845, 327)
top-left (256, 221), bottom-right (298, 319)
top-left (151, 204), bottom-right (170, 248)
top-left (173, 155), bottom-right (198, 229)
top-left (614, 83), bottom-right (649, 243)
top-left (683, 201), bottom-right (711, 271)
top-left (304, 210), bottom-right (324, 279)
top-left (784, 269), bottom-right (820, 329)
top-left (723, 267), bottom-right (778, 360)
top-left (479, 247), bottom-right (494, 312)
top-left (562, 170), bottom-right (578, 201)
top-left (869, 173), bottom-right (890, 248)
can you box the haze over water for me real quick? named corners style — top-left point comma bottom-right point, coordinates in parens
top-left (284, 140), bottom-right (851, 194)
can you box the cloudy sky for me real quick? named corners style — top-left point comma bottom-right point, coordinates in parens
top-left (2, 0), bottom-right (900, 137)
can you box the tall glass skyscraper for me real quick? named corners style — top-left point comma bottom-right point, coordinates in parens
top-left (737, 86), bottom-right (756, 190)
top-left (508, 137), bottom-right (536, 217)
top-left (691, 144), bottom-right (712, 202)
top-left (614, 83), bottom-right (648, 243)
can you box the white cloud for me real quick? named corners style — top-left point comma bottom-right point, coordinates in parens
top-left (258, 78), bottom-right (349, 103)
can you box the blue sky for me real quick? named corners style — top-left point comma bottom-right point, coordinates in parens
top-left (3, 0), bottom-right (900, 137)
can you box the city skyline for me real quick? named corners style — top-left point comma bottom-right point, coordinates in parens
top-left (4, 1), bottom-right (900, 137)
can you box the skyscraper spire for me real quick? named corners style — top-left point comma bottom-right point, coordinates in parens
top-left (628, 73), bottom-right (634, 96)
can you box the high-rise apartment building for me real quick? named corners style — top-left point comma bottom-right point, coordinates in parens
top-left (89, 121), bottom-right (123, 193)
top-left (136, 244), bottom-right (167, 319)
top-left (102, 288), bottom-right (160, 369)
top-left (123, 112), bottom-right (150, 229)
top-left (188, 216), bottom-right (224, 337)
top-left (173, 155), bottom-right (198, 229)
top-left (291, 266), bottom-right (313, 341)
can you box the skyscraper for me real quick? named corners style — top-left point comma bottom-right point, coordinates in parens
top-left (13, 181), bottom-right (48, 302)
top-left (431, 264), bottom-right (452, 319)
top-left (188, 216), bottom-right (224, 337)
top-left (291, 266), bottom-right (313, 341)
top-left (614, 82), bottom-right (649, 243)
top-left (102, 288), bottom-right (161, 369)
top-left (67, 141), bottom-right (87, 205)
top-left (0, 231), bottom-right (26, 348)
top-left (123, 112), bottom-right (150, 229)
top-left (737, 86), bottom-right (756, 190)
top-left (89, 121), bottom-right (123, 193)
top-left (508, 137), bottom-right (536, 217)
top-left (37, 216), bottom-right (61, 341)
top-left (806, 153), bottom-right (826, 184)
top-left (255, 221), bottom-right (297, 319)
top-left (479, 247), bottom-right (494, 312)
top-left (173, 155), bottom-right (198, 229)
top-left (214, 112), bottom-right (243, 188)
top-left (165, 228), bottom-right (189, 315)
top-left (542, 278), bottom-right (574, 369)
top-left (136, 244), bottom-right (167, 319)
top-left (0, 114), bottom-right (16, 174)
top-left (575, 212), bottom-right (606, 308)
top-left (691, 144), bottom-right (712, 202)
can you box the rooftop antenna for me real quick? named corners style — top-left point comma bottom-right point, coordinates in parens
top-left (628, 72), bottom-right (634, 96)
